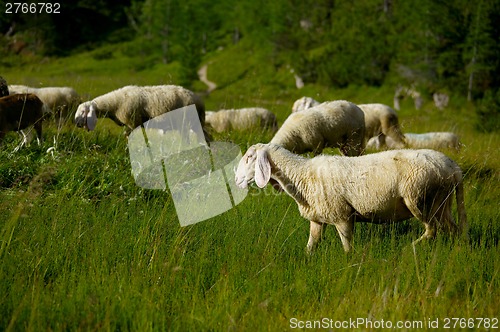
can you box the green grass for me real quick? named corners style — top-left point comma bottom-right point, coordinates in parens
top-left (1, 46), bottom-right (499, 331)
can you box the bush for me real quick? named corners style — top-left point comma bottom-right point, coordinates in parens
top-left (476, 89), bottom-right (500, 132)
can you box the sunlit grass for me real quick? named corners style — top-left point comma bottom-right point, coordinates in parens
top-left (0, 48), bottom-right (498, 330)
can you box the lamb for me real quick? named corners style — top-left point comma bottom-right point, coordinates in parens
top-left (367, 132), bottom-right (461, 152)
top-left (235, 143), bottom-right (467, 253)
top-left (205, 107), bottom-right (278, 133)
top-left (0, 93), bottom-right (49, 151)
top-left (292, 96), bottom-right (406, 149)
top-left (74, 85), bottom-right (207, 137)
top-left (270, 100), bottom-right (365, 156)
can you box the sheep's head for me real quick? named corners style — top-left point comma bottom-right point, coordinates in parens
top-left (235, 144), bottom-right (271, 189)
top-left (204, 111), bottom-right (215, 127)
top-left (75, 101), bottom-right (97, 131)
top-left (292, 96), bottom-right (320, 113)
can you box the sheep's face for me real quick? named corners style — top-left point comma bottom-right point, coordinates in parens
top-left (74, 101), bottom-right (97, 131)
top-left (235, 144), bottom-right (271, 189)
top-left (235, 147), bottom-right (257, 189)
top-left (74, 103), bottom-right (88, 127)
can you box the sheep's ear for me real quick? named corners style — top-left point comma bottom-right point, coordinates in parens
top-left (255, 148), bottom-right (271, 188)
top-left (86, 103), bottom-right (97, 131)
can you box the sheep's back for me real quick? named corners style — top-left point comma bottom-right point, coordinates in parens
top-left (306, 149), bottom-right (460, 220)
top-left (141, 85), bottom-right (205, 122)
top-left (104, 85), bottom-right (205, 129)
top-left (363, 151), bottom-right (456, 202)
top-left (405, 132), bottom-right (460, 150)
top-left (0, 93), bottom-right (44, 131)
top-left (271, 100), bottom-right (364, 153)
top-left (232, 108), bottom-right (276, 130)
top-left (358, 103), bottom-right (397, 137)
top-left (270, 111), bottom-right (324, 151)
top-left (320, 100), bottom-right (365, 132)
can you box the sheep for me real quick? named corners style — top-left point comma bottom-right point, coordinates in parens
top-left (235, 143), bottom-right (467, 253)
top-left (270, 100), bottom-right (365, 156)
top-left (0, 93), bottom-right (49, 151)
top-left (357, 103), bottom-right (407, 149)
top-left (394, 85), bottom-right (423, 110)
top-left (205, 107), bottom-right (278, 133)
top-left (433, 92), bottom-right (449, 110)
top-left (291, 96), bottom-right (319, 113)
top-left (367, 132), bottom-right (461, 152)
top-left (8, 85), bottom-right (80, 120)
top-left (74, 85), bottom-right (207, 137)
top-left (292, 96), bottom-right (406, 149)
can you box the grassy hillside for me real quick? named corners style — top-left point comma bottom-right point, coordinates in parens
top-left (1, 43), bottom-right (499, 330)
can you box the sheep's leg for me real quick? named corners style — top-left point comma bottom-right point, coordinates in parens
top-left (377, 134), bottom-right (387, 149)
top-left (405, 198), bottom-right (437, 245)
top-left (390, 128), bottom-right (407, 147)
top-left (413, 222), bottom-right (437, 245)
top-left (24, 129), bottom-right (37, 146)
top-left (435, 195), bottom-right (459, 234)
top-left (334, 220), bottom-right (354, 252)
top-left (306, 221), bottom-right (327, 254)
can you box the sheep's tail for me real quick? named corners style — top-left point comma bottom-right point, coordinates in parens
top-left (455, 171), bottom-right (468, 235)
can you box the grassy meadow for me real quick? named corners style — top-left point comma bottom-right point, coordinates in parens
top-left (1, 46), bottom-right (499, 331)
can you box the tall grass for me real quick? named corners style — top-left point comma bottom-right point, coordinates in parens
top-left (1, 52), bottom-right (499, 330)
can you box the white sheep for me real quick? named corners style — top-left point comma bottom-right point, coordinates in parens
top-left (270, 100), bottom-right (365, 156)
top-left (292, 96), bottom-right (406, 149)
top-left (358, 103), bottom-right (407, 148)
top-left (0, 93), bottom-right (49, 151)
top-left (9, 85), bottom-right (80, 120)
top-left (235, 143), bottom-right (467, 253)
top-left (394, 85), bottom-right (423, 110)
top-left (367, 132), bottom-right (461, 152)
top-left (205, 107), bottom-right (278, 133)
top-left (74, 85), bottom-right (207, 137)
top-left (291, 96), bottom-right (320, 113)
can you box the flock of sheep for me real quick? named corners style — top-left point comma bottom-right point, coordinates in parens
top-left (0, 79), bottom-right (467, 253)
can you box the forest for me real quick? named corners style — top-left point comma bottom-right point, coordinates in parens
top-left (1, 0), bottom-right (499, 131)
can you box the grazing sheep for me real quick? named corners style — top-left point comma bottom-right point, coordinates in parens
top-left (292, 97), bottom-right (406, 149)
top-left (292, 96), bottom-right (320, 113)
top-left (433, 92), bottom-right (449, 110)
top-left (368, 132), bottom-right (461, 152)
top-left (9, 85), bottom-right (80, 120)
top-left (0, 93), bottom-right (48, 151)
top-left (394, 85), bottom-right (423, 110)
top-left (205, 107), bottom-right (278, 133)
top-left (270, 100), bottom-right (365, 156)
top-left (235, 143), bottom-right (467, 253)
top-left (357, 103), bottom-right (406, 149)
top-left (74, 85), bottom-right (207, 136)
